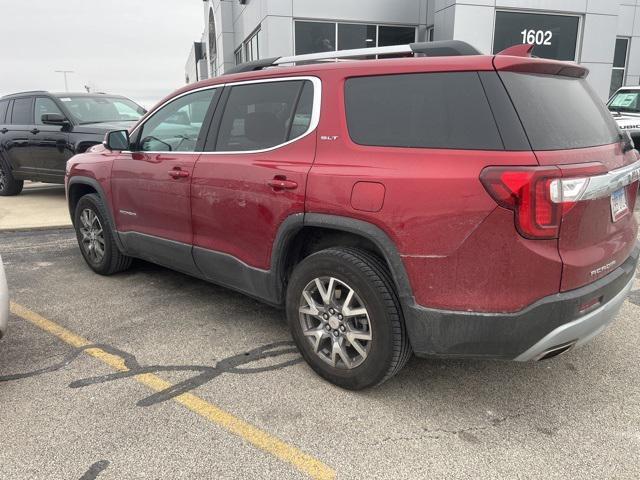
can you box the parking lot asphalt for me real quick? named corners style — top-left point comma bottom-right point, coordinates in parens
top-left (0, 222), bottom-right (639, 479)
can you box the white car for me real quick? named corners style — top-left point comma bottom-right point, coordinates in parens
top-left (0, 255), bottom-right (8, 338)
top-left (608, 86), bottom-right (640, 145)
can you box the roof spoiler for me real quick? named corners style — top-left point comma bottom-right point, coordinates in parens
top-left (494, 44), bottom-right (588, 79)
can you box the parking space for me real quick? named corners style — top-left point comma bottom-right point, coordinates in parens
top-left (0, 183), bottom-right (70, 231)
top-left (1, 222), bottom-right (639, 479)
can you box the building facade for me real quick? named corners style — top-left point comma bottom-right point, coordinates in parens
top-left (190, 0), bottom-right (640, 100)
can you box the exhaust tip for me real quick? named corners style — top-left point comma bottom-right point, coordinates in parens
top-left (537, 341), bottom-right (576, 361)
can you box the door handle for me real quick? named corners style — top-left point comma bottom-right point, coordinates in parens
top-left (168, 168), bottom-right (190, 179)
top-left (267, 177), bottom-right (298, 191)
top-left (0, 128), bottom-right (7, 134)
top-left (30, 128), bottom-right (40, 135)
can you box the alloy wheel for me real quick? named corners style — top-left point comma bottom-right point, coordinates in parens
top-left (79, 208), bottom-right (105, 263)
top-left (298, 276), bottom-right (372, 369)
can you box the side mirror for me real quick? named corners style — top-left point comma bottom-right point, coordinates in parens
top-left (104, 130), bottom-right (130, 151)
top-left (41, 113), bottom-right (69, 126)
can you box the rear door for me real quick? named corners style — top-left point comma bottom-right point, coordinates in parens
top-left (3, 96), bottom-right (35, 175)
top-left (497, 65), bottom-right (639, 291)
top-left (191, 77), bottom-right (318, 280)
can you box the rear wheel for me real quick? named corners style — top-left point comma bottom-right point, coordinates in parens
top-left (286, 247), bottom-right (411, 389)
top-left (74, 194), bottom-right (132, 275)
top-left (0, 157), bottom-right (24, 196)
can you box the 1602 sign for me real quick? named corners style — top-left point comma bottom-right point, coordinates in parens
top-left (520, 29), bottom-right (552, 46)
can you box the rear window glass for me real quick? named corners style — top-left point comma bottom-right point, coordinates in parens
top-left (500, 73), bottom-right (620, 150)
top-left (344, 72), bottom-right (503, 150)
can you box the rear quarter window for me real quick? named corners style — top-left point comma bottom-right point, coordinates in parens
top-left (500, 72), bottom-right (620, 150)
top-left (344, 72), bottom-right (504, 150)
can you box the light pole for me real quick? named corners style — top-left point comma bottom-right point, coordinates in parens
top-left (54, 70), bottom-right (75, 92)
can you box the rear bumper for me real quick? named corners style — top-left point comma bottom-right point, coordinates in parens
top-left (405, 245), bottom-right (639, 360)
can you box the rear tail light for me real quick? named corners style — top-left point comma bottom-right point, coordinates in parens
top-left (480, 166), bottom-right (562, 239)
top-left (481, 161), bottom-right (635, 239)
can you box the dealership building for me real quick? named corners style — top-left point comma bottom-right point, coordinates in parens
top-left (186, 0), bottom-right (640, 101)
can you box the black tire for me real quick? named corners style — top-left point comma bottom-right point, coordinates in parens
top-left (74, 194), bottom-right (132, 275)
top-left (286, 247), bottom-right (412, 389)
top-left (0, 156), bottom-right (24, 196)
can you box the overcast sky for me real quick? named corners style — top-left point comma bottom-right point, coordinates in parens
top-left (0, 0), bottom-right (204, 108)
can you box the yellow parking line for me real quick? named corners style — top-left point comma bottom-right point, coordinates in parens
top-left (10, 302), bottom-right (335, 480)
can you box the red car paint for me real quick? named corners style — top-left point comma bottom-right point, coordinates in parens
top-left (65, 53), bottom-right (639, 317)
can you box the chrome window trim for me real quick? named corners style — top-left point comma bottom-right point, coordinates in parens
top-left (124, 76), bottom-right (322, 156)
top-left (551, 159), bottom-right (640, 203)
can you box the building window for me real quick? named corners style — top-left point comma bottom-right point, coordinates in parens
top-left (378, 26), bottom-right (416, 46)
top-left (244, 28), bottom-right (260, 62)
top-left (235, 47), bottom-right (243, 65)
top-left (295, 21), bottom-right (336, 55)
top-left (610, 37), bottom-right (630, 98)
top-left (294, 20), bottom-right (416, 55)
top-left (427, 26), bottom-right (434, 42)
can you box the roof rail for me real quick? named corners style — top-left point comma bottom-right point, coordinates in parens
top-left (1, 90), bottom-right (48, 98)
top-left (223, 41), bottom-right (481, 75)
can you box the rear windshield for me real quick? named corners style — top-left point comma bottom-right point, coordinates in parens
top-left (344, 72), bottom-right (504, 150)
top-left (500, 73), bottom-right (620, 150)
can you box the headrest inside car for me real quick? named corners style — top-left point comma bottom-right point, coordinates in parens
top-left (245, 111), bottom-right (285, 146)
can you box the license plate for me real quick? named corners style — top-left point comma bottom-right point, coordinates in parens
top-left (611, 188), bottom-right (629, 222)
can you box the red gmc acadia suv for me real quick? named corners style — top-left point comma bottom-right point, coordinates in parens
top-left (65, 41), bottom-right (640, 389)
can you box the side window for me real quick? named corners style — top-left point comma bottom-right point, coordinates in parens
top-left (215, 80), bottom-right (312, 152)
top-left (288, 82), bottom-right (313, 140)
top-left (10, 97), bottom-right (34, 125)
top-left (137, 88), bottom-right (217, 152)
top-left (0, 100), bottom-right (8, 123)
top-left (35, 97), bottom-right (64, 125)
top-left (344, 72), bottom-right (504, 150)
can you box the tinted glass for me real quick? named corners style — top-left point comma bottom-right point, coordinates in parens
top-left (138, 88), bottom-right (217, 152)
top-left (35, 97), bottom-right (64, 125)
top-left (10, 97), bottom-right (33, 125)
top-left (0, 100), bottom-right (8, 123)
top-left (378, 26), bottom-right (415, 46)
top-left (501, 72), bottom-right (620, 150)
top-left (216, 80), bottom-right (308, 152)
top-left (288, 82), bottom-right (314, 140)
top-left (493, 11), bottom-right (579, 61)
top-left (338, 23), bottom-right (377, 50)
top-left (613, 38), bottom-right (629, 68)
top-left (58, 96), bottom-right (145, 124)
top-left (345, 73), bottom-right (503, 150)
top-left (295, 21), bottom-right (335, 55)
top-left (609, 90), bottom-right (640, 113)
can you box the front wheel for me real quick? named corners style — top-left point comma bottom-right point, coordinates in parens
top-left (74, 194), bottom-right (132, 275)
top-left (286, 247), bottom-right (411, 389)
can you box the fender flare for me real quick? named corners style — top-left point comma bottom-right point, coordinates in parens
top-left (67, 176), bottom-right (125, 252)
top-left (299, 213), bottom-right (415, 305)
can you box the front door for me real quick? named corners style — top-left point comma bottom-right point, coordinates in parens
top-left (110, 87), bottom-right (219, 274)
top-left (191, 78), bottom-right (318, 279)
top-left (30, 97), bottom-right (72, 181)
